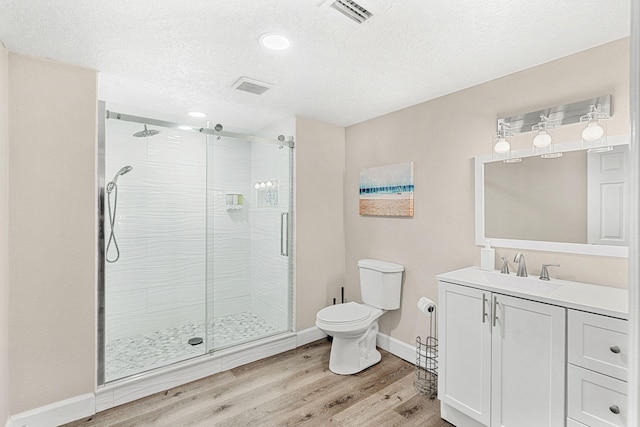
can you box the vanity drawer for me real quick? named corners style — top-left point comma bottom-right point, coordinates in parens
top-left (568, 310), bottom-right (628, 381)
top-left (568, 364), bottom-right (627, 427)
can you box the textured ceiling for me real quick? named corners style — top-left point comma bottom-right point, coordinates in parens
top-left (0, 0), bottom-right (631, 130)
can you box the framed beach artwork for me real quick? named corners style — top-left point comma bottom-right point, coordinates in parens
top-left (359, 162), bottom-right (414, 217)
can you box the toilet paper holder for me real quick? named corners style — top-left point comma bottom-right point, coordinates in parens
top-left (415, 297), bottom-right (437, 398)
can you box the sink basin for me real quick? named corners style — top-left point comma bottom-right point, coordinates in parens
top-left (483, 271), bottom-right (563, 293)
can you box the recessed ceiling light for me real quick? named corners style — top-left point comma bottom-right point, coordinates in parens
top-left (260, 33), bottom-right (290, 51)
top-left (188, 111), bottom-right (206, 118)
top-left (178, 125), bottom-right (192, 131)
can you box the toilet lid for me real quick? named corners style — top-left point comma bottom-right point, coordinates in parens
top-left (317, 302), bottom-right (371, 324)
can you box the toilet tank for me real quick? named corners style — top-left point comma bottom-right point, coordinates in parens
top-left (358, 259), bottom-right (404, 310)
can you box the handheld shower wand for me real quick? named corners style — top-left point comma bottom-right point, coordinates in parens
top-left (106, 165), bottom-right (133, 194)
top-left (106, 166), bottom-right (133, 263)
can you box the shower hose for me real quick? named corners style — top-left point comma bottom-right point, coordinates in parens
top-left (106, 181), bottom-right (121, 263)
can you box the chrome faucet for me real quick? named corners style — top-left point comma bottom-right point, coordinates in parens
top-left (500, 257), bottom-right (510, 274)
top-left (539, 264), bottom-right (560, 281)
top-left (513, 253), bottom-right (527, 277)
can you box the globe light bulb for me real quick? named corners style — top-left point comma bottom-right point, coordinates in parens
top-left (494, 138), bottom-right (510, 154)
top-left (254, 183), bottom-right (260, 189)
top-left (533, 131), bottom-right (552, 148)
top-left (582, 121), bottom-right (604, 142)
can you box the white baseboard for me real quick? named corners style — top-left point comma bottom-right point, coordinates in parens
top-left (376, 332), bottom-right (416, 365)
top-left (296, 326), bottom-right (327, 346)
top-left (7, 393), bottom-right (95, 427)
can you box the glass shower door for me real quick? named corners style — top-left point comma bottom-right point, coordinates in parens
top-left (103, 117), bottom-right (208, 382)
top-left (206, 135), bottom-right (292, 351)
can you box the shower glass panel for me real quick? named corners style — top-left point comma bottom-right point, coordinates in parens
top-left (103, 118), bottom-right (208, 382)
top-left (100, 105), bottom-right (293, 384)
top-left (206, 136), bottom-right (292, 351)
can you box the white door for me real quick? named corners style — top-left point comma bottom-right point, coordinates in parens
top-left (490, 294), bottom-right (566, 427)
top-left (587, 145), bottom-right (628, 246)
top-left (438, 281), bottom-right (492, 426)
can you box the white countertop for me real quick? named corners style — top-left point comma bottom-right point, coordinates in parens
top-left (436, 266), bottom-right (628, 320)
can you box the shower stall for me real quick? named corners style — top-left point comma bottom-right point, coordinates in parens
top-left (97, 103), bottom-right (293, 384)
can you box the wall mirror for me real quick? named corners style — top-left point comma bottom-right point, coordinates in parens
top-left (475, 135), bottom-right (629, 257)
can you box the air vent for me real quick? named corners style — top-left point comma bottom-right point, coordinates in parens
top-left (232, 77), bottom-right (273, 95)
top-left (329, 0), bottom-right (373, 24)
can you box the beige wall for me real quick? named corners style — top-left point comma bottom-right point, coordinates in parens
top-left (295, 117), bottom-right (346, 330)
top-left (0, 41), bottom-right (9, 424)
top-left (8, 54), bottom-right (97, 413)
top-left (344, 38), bottom-right (630, 345)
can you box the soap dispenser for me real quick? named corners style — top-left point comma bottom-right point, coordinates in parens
top-left (480, 240), bottom-right (495, 271)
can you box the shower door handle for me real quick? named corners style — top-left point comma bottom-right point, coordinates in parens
top-left (280, 212), bottom-right (289, 257)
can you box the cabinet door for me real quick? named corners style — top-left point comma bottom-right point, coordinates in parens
top-left (491, 294), bottom-right (566, 427)
top-left (438, 281), bottom-right (492, 426)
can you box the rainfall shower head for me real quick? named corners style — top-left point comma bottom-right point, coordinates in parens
top-left (133, 124), bottom-right (160, 138)
top-left (106, 166), bottom-right (133, 193)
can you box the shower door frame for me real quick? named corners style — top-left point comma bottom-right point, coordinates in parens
top-left (96, 101), bottom-right (295, 385)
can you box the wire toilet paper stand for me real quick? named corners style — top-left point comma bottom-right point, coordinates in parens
top-left (415, 303), bottom-right (438, 398)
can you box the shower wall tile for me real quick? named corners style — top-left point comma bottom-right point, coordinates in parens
top-left (107, 303), bottom-right (206, 341)
top-left (106, 120), bottom-right (292, 346)
top-left (207, 139), bottom-right (253, 322)
top-left (106, 121), bottom-right (207, 340)
top-left (249, 143), bottom-right (291, 331)
top-left (105, 288), bottom-right (147, 317)
top-left (147, 283), bottom-right (205, 313)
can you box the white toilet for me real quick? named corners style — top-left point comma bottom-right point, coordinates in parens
top-left (315, 259), bottom-right (404, 375)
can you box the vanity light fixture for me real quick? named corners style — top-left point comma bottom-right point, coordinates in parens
top-left (493, 124), bottom-right (521, 163)
top-left (495, 95), bottom-right (612, 159)
top-left (580, 103), bottom-right (608, 145)
top-left (493, 123), bottom-right (512, 155)
top-left (532, 115), bottom-right (555, 149)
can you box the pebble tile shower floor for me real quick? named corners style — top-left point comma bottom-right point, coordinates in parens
top-left (105, 312), bottom-right (276, 382)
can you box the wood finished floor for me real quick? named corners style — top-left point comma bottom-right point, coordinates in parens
top-left (64, 339), bottom-right (453, 427)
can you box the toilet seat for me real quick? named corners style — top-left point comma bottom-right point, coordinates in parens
top-left (317, 302), bottom-right (371, 325)
top-left (316, 302), bottom-right (383, 336)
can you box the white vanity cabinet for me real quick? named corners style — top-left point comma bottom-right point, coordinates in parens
top-left (436, 267), bottom-right (628, 427)
top-left (438, 281), bottom-right (566, 427)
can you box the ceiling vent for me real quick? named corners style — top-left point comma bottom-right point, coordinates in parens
top-left (232, 77), bottom-right (273, 95)
top-left (330, 0), bottom-right (372, 24)
top-left (319, 0), bottom-right (374, 25)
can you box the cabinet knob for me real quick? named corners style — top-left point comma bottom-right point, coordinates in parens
top-left (609, 405), bottom-right (620, 414)
top-left (610, 345), bottom-right (621, 354)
